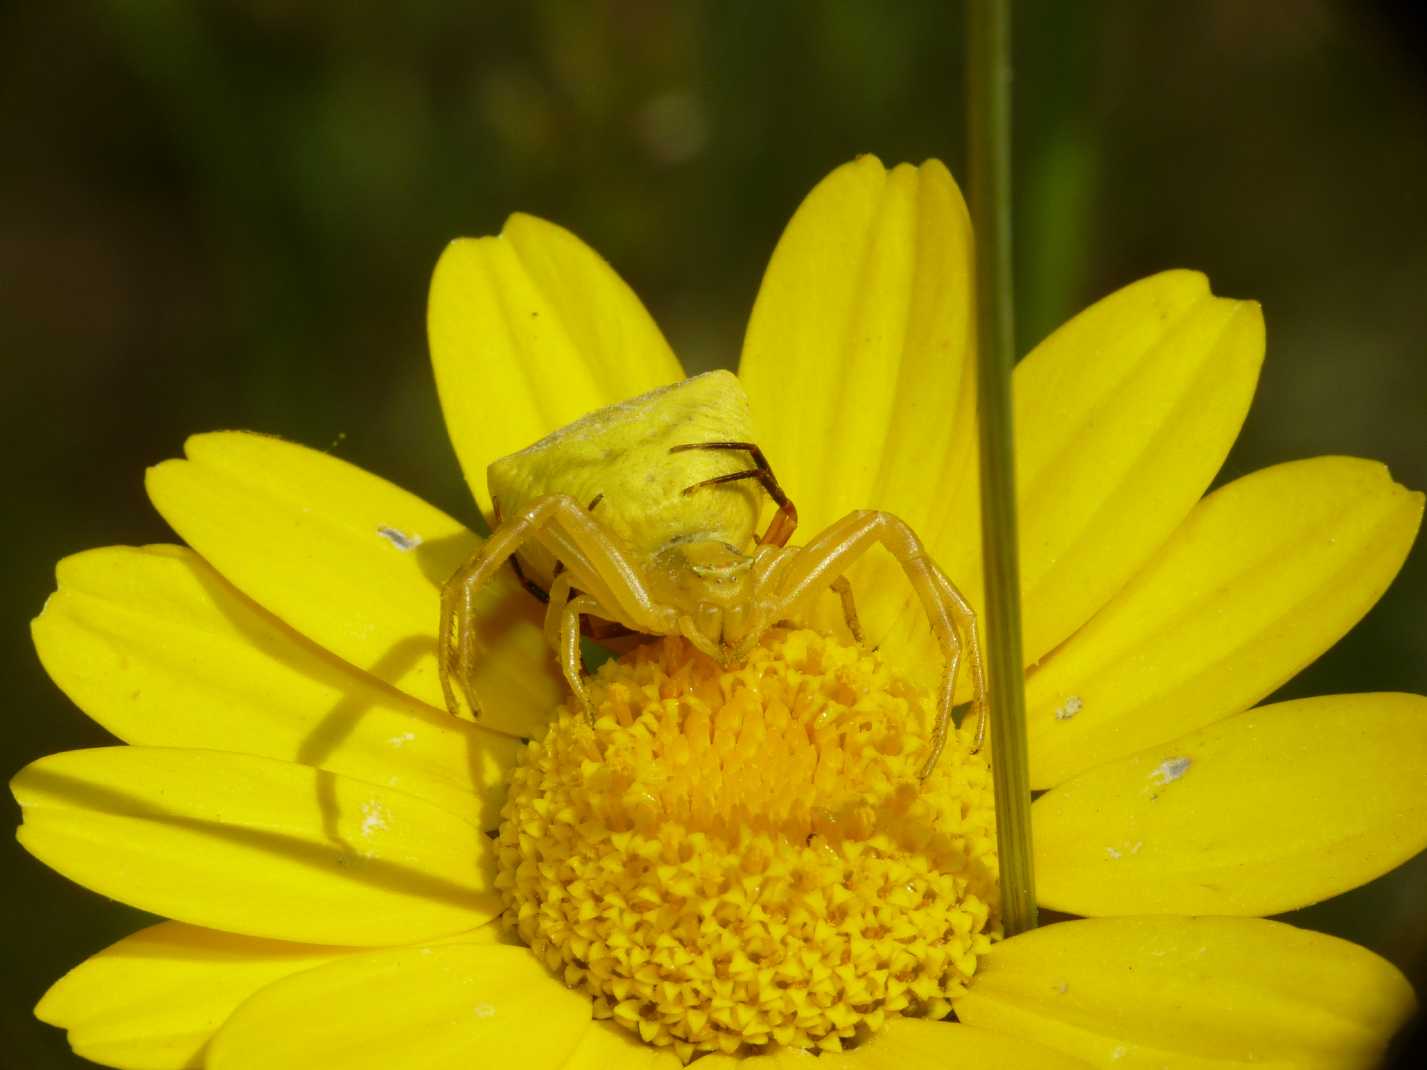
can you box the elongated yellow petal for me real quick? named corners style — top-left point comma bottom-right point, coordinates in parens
top-left (954, 917), bottom-right (1416, 1068)
top-left (935, 271), bottom-right (1264, 672)
top-left (560, 1021), bottom-right (682, 1069)
top-left (737, 156), bottom-right (978, 646)
top-left (207, 944), bottom-right (590, 1070)
top-left (696, 1020), bottom-right (1091, 1068)
top-left (849, 1019), bottom-right (1092, 1069)
top-left (1026, 457), bottom-right (1423, 787)
top-left (37, 921), bottom-right (504, 1070)
top-left (145, 430), bottom-right (561, 737)
top-left (739, 155), bottom-right (976, 534)
top-left (1033, 693), bottom-right (1427, 916)
top-left (32, 545), bottom-right (518, 829)
top-left (13, 748), bottom-right (499, 946)
top-left (693, 1049), bottom-right (817, 1068)
top-left (429, 214), bottom-right (685, 522)
top-left (36, 922), bottom-right (362, 1070)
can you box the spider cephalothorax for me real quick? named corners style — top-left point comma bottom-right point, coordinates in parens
top-left (439, 371), bottom-right (986, 777)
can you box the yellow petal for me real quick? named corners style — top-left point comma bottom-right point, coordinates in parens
top-left (207, 944), bottom-right (590, 1070)
top-left (37, 921), bottom-right (503, 1070)
top-left (145, 430), bottom-right (561, 737)
top-left (36, 922), bottom-right (362, 1070)
top-left (695, 1020), bottom-right (1090, 1069)
top-left (13, 748), bottom-right (499, 946)
top-left (32, 544), bottom-right (518, 829)
top-left (737, 156), bottom-right (978, 645)
top-left (850, 1018), bottom-right (1092, 1069)
top-left (954, 916), bottom-right (1416, 1069)
top-left (559, 1021), bottom-right (682, 1070)
top-left (429, 214), bottom-right (685, 522)
top-left (937, 271), bottom-right (1265, 671)
top-left (739, 155), bottom-right (976, 534)
top-left (1033, 693), bottom-right (1427, 916)
top-left (692, 1049), bottom-right (812, 1069)
top-left (1026, 456), bottom-right (1423, 787)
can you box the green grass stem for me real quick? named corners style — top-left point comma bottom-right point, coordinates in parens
top-left (967, 0), bottom-right (1038, 936)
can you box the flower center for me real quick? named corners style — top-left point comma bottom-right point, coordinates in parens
top-left (495, 628), bottom-right (1000, 1062)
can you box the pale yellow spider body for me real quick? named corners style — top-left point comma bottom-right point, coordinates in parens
top-left (487, 371), bottom-right (764, 589)
top-left (440, 371), bottom-right (986, 778)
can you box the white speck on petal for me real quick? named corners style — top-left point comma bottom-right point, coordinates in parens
top-left (377, 525), bottom-right (423, 551)
top-left (1053, 981), bottom-right (1069, 995)
top-left (1054, 695), bottom-right (1084, 721)
top-left (387, 731), bottom-right (417, 748)
top-left (360, 799), bottom-right (390, 842)
top-left (1149, 756), bottom-right (1191, 787)
top-left (1110, 1045), bottom-right (1127, 1061)
top-left (1107, 841), bottom-right (1143, 860)
top-left (473, 1003), bottom-right (496, 1019)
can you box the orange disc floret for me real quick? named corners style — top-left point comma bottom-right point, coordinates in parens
top-left (495, 628), bottom-right (1001, 1062)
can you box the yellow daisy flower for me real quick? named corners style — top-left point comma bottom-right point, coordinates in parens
top-left (16, 156), bottom-right (1426, 1069)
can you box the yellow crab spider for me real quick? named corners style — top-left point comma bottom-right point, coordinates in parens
top-left (439, 370), bottom-right (987, 778)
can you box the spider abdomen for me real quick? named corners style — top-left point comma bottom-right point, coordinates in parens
top-left (487, 371), bottom-right (763, 585)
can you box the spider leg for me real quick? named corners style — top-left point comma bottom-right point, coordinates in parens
top-left (827, 575), bottom-right (865, 645)
top-left (670, 441), bottom-right (798, 546)
top-left (495, 499), bottom-right (554, 605)
top-left (559, 594), bottom-right (606, 724)
top-left (505, 492), bottom-right (607, 606)
top-left (439, 494), bottom-right (674, 722)
top-left (766, 510), bottom-right (986, 779)
top-left (543, 571), bottom-right (576, 653)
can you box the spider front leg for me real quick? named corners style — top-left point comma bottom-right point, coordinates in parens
top-left (769, 510), bottom-right (987, 780)
top-left (439, 494), bottom-right (671, 723)
top-left (740, 545), bottom-right (865, 656)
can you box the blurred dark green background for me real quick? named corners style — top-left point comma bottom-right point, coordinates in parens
top-left (4, 2), bottom-right (1425, 1065)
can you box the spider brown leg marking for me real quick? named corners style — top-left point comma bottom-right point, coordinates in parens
top-left (827, 576), bottom-right (865, 645)
top-left (508, 553), bottom-right (551, 604)
top-left (765, 510), bottom-right (987, 780)
top-left (670, 441), bottom-right (798, 547)
top-left (439, 494), bottom-right (674, 722)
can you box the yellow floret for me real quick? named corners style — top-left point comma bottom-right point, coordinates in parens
top-left (495, 628), bottom-right (1002, 1060)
